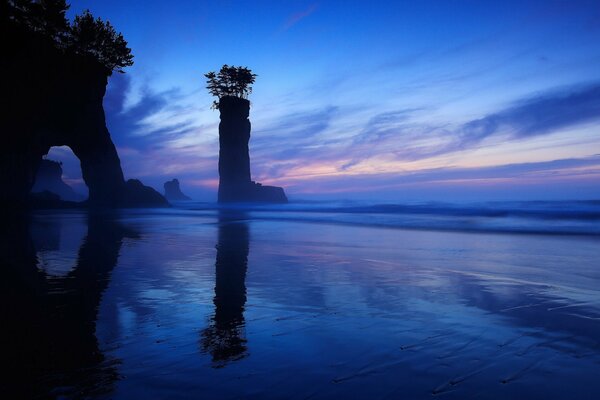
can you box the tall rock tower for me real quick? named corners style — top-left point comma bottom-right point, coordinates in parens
top-left (206, 66), bottom-right (287, 203)
top-left (218, 96), bottom-right (252, 201)
top-left (217, 96), bottom-right (287, 203)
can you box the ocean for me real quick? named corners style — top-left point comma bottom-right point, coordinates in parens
top-left (3, 200), bottom-right (600, 399)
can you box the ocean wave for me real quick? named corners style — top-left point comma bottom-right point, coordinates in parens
top-left (172, 200), bottom-right (600, 236)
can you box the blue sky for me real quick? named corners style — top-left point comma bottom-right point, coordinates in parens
top-left (50, 0), bottom-right (600, 201)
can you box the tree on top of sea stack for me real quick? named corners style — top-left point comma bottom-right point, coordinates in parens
top-left (205, 65), bottom-right (257, 109)
top-left (203, 64), bottom-right (287, 203)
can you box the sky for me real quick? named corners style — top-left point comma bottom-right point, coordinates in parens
top-left (49, 0), bottom-right (600, 202)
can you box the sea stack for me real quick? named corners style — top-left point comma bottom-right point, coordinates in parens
top-left (164, 178), bottom-right (191, 201)
top-left (205, 65), bottom-right (287, 203)
top-left (217, 96), bottom-right (287, 203)
top-left (32, 159), bottom-right (84, 201)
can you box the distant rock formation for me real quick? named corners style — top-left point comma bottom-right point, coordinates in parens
top-left (0, 5), bottom-right (167, 209)
top-left (218, 96), bottom-right (287, 203)
top-left (164, 179), bottom-right (191, 201)
top-left (122, 179), bottom-right (170, 207)
top-left (32, 159), bottom-right (85, 202)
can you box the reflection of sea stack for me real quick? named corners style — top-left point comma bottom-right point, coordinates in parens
top-left (218, 97), bottom-right (287, 203)
top-left (164, 178), bottom-right (191, 201)
top-left (205, 65), bottom-right (287, 203)
top-left (201, 211), bottom-right (249, 365)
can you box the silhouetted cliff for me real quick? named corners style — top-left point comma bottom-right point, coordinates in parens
top-left (32, 159), bottom-right (85, 202)
top-left (0, 5), bottom-right (167, 208)
top-left (218, 96), bottom-right (287, 203)
top-left (164, 178), bottom-right (191, 201)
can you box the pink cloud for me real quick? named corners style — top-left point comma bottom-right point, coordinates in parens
top-left (283, 3), bottom-right (318, 30)
top-left (187, 179), bottom-right (219, 189)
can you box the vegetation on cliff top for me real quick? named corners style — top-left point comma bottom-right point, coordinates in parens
top-left (4, 0), bottom-right (133, 74)
top-left (205, 65), bottom-right (257, 109)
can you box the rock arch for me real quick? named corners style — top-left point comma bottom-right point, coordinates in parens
top-left (1, 57), bottom-right (125, 207)
top-left (1, 43), bottom-right (165, 208)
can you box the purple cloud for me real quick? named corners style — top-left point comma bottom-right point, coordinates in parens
top-left (459, 82), bottom-right (600, 143)
top-left (283, 3), bottom-right (318, 30)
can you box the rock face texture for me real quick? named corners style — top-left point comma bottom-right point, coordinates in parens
top-left (164, 179), bottom-right (191, 201)
top-left (32, 159), bottom-right (84, 202)
top-left (217, 96), bottom-right (287, 203)
top-left (1, 21), bottom-right (167, 208)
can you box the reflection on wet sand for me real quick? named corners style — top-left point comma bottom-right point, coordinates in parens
top-left (201, 211), bottom-right (250, 366)
top-left (2, 209), bottom-right (600, 399)
top-left (1, 212), bottom-right (136, 398)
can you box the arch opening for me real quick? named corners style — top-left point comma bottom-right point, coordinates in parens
top-left (32, 146), bottom-right (88, 202)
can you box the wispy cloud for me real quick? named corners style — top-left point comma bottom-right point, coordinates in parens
top-left (275, 155), bottom-right (600, 198)
top-left (104, 74), bottom-right (200, 151)
top-left (283, 3), bottom-right (318, 30)
top-left (242, 81), bottom-right (600, 193)
top-left (459, 82), bottom-right (600, 142)
top-left (353, 109), bottom-right (421, 145)
top-left (350, 82), bottom-right (600, 162)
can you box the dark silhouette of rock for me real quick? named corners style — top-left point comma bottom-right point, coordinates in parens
top-left (29, 190), bottom-right (82, 209)
top-left (0, 2), bottom-right (167, 209)
top-left (164, 178), bottom-right (192, 201)
top-left (32, 159), bottom-right (85, 201)
top-left (122, 179), bottom-right (170, 207)
top-left (1, 212), bottom-right (136, 397)
top-left (201, 211), bottom-right (249, 365)
top-left (217, 96), bottom-right (287, 203)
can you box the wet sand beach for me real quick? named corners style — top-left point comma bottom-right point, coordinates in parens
top-left (3, 203), bottom-right (600, 399)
